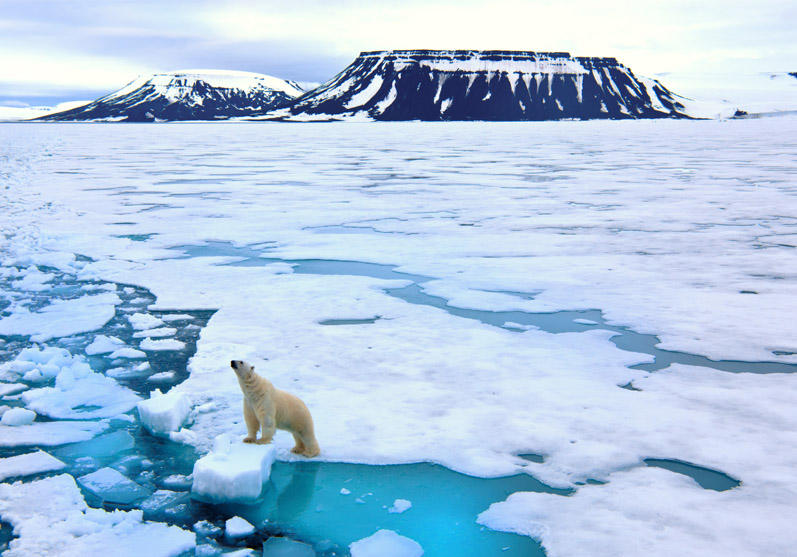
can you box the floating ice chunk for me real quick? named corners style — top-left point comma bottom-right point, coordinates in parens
top-left (0, 420), bottom-right (107, 447)
top-left (0, 405), bottom-right (10, 416)
top-left (340, 488), bottom-right (351, 495)
top-left (0, 474), bottom-right (195, 556)
top-left (140, 489), bottom-right (192, 522)
top-left (133, 327), bottom-right (177, 338)
top-left (0, 383), bottom-right (27, 396)
top-left (13, 267), bottom-right (53, 291)
top-left (574, 318), bottom-right (598, 325)
top-left (349, 530), bottom-right (424, 557)
top-left (21, 369), bottom-right (45, 382)
top-left (1, 346), bottom-right (82, 382)
top-left (109, 347), bottom-right (147, 359)
top-left (162, 314), bottom-right (194, 322)
top-left (21, 355), bottom-right (140, 419)
top-left (85, 335), bottom-right (126, 355)
top-left (129, 313), bottom-right (165, 330)
top-left (0, 450), bottom-right (65, 481)
top-left (0, 292), bottom-right (120, 342)
top-left (262, 536), bottom-right (315, 556)
top-left (169, 427), bottom-right (199, 445)
top-left (147, 371), bottom-right (178, 383)
top-left (162, 473), bottom-right (193, 490)
top-left (193, 519), bottom-right (222, 538)
top-left (137, 388), bottom-right (192, 435)
top-left (388, 499), bottom-right (412, 513)
top-left (77, 467), bottom-right (151, 505)
top-left (191, 434), bottom-right (276, 503)
top-left (1, 408), bottom-right (36, 426)
top-left (225, 516), bottom-right (255, 539)
top-left (140, 338), bottom-right (186, 351)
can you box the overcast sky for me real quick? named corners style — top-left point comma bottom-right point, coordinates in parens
top-left (1, 0), bottom-right (794, 105)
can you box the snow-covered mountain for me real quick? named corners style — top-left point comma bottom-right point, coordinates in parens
top-left (41, 70), bottom-right (304, 122)
top-left (275, 50), bottom-right (688, 121)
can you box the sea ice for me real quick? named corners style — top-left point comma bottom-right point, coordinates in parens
top-left (140, 489), bottom-right (192, 521)
top-left (0, 420), bottom-right (107, 447)
top-left (129, 312), bottom-right (165, 330)
top-left (109, 347), bottom-right (147, 359)
top-left (139, 338), bottom-right (186, 351)
top-left (85, 334), bottom-right (126, 355)
top-left (191, 434), bottom-right (276, 503)
top-left (21, 352), bottom-right (140, 419)
top-left (388, 499), bottom-right (412, 513)
top-left (0, 291), bottom-right (119, 342)
top-left (0, 474), bottom-right (195, 556)
top-left (0, 407), bottom-right (36, 426)
top-left (349, 530), bottom-right (424, 557)
top-left (136, 387), bottom-right (192, 435)
top-left (147, 371), bottom-right (178, 382)
top-left (133, 327), bottom-right (177, 338)
top-left (77, 467), bottom-right (151, 505)
top-left (225, 516), bottom-right (255, 539)
top-left (0, 450), bottom-right (65, 481)
top-left (0, 382), bottom-right (27, 396)
top-left (262, 537), bottom-right (315, 557)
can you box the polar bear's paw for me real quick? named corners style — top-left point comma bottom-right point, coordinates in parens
top-left (243, 436), bottom-right (256, 444)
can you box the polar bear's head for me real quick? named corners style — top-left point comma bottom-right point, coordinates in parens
top-left (230, 360), bottom-right (255, 378)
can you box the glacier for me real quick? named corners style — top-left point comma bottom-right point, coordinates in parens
top-left (0, 119), bottom-right (796, 556)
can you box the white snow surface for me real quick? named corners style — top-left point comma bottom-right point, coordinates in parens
top-left (137, 387), bottom-right (192, 435)
top-left (191, 434), bottom-right (277, 502)
top-left (0, 291), bottom-right (119, 341)
top-left (0, 407), bottom-right (36, 426)
top-left (85, 334), bottom-right (126, 354)
top-left (1, 121), bottom-right (796, 555)
top-left (349, 529), bottom-right (424, 557)
top-left (0, 474), bottom-right (195, 556)
top-left (225, 516), bottom-right (255, 538)
top-left (0, 450), bottom-right (65, 481)
top-left (140, 337), bottom-right (185, 351)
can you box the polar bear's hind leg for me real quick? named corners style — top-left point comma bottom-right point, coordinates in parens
top-left (243, 401), bottom-right (259, 444)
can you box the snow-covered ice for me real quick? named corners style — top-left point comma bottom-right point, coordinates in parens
top-left (350, 529), bottom-right (424, 557)
top-left (191, 434), bottom-right (277, 503)
top-left (136, 387), bottom-right (192, 435)
top-left (0, 450), bottom-right (66, 481)
top-left (85, 334), bottom-right (126, 354)
top-left (0, 382), bottom-right (27, 396)
top-left (0, 475), bottom-right (195, 556)
top-left (140, 337), bottom-right (185, 351)
top-left (128, 313), bottom-right (165, 330)
top-left (0, 407), bottom-right (36, 426)
top-left (224, 515), bottom-right (255, 539)
top-left (1, 120), bottom-right (796, 555)
top-left (0, 420), bottom-right (108, 446)
top-left (109, 347), bottom-right (147, 359)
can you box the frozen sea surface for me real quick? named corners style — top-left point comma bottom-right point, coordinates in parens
top-left (1, 120), bottom-right (797, 556)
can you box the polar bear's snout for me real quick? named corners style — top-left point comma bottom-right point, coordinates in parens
top-left (230, 360), bottom-right (240, 369)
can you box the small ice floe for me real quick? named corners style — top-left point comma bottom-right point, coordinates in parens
top-left (0, 382), bottom-right (27, 397)
top-left (0, 450), bottom-right (65, 481)
top-left (128, 313), bottom-right (165, 330)
top-left (109, 347), bottom-right (147, 359)
top-left (161, 314), bottom-right (194, 322)
top-left (133, 327), bottom-right (177, 338)
top-left (0, 420), bottom-right (107, 447)
top-left (140, 489), bottom-right (192, 522)
top-left (503, 322), bottom-right (539, 331)
top-left (574, 318), bottom-right (598, 325)
top-left (349, 529), bottom-right (424, 557)
top-left (85, 335), bottom-right (126, 355)
top-left (77, 467), bottom-right (151, 505)
top-left (1, 407), bottom-right (36, 426)
top-left (225, 516), bottom-right (255, 539)
top-left (21, 352), bottom-right (140, 419)
top-left (388, 498), bottom-right (413, 514)
top-left (193, 519), bottom-right (222, 538)
top-left (139, 338), bottom-right (186, 351)
top-left (263, 537), bottom-right (315, 556)
top-left (340, 487), bottom-right (351, 495)
top-left (162, 473), bottom-right (193, 490)
top-left (191, 434), bottom-right (276, 503)
top-left (137, 388), bottom-right (192, 436)
top-left (147, 371), bottom-right (178, 383)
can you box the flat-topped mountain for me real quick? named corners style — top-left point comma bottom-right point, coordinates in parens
top-left (41, 70), bottom-right (304, 122)
top-left (279, 50), bottom-right (688, 121)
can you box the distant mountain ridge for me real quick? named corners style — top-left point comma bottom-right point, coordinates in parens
top-left (41, 70), bottom-right (303, 122)
top-left (276, 50), bottom-right (689, 121)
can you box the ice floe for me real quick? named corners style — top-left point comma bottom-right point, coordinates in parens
top-left (191, 434), bottom-right (277, 503)
top-left (0, 474), bottom-right (195, 556)
top-left (0, 450), bottom-right (65, 481)
top-left (224, 515), bottom-right (255, 539)
top-left (0, 407), bottom-right (36, 426)
top-left (349, 529), bottom-right (424, 557)
top-left (136, 387), bottom-right (192, 435)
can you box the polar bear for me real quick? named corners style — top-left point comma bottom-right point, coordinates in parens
top-left (230, 360), bottom-right (320, 458)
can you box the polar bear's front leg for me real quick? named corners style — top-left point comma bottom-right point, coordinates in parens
top-left (243, 401), bottom-right (259, 443)
top-left (256, 411), bottom-right (276, 445)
